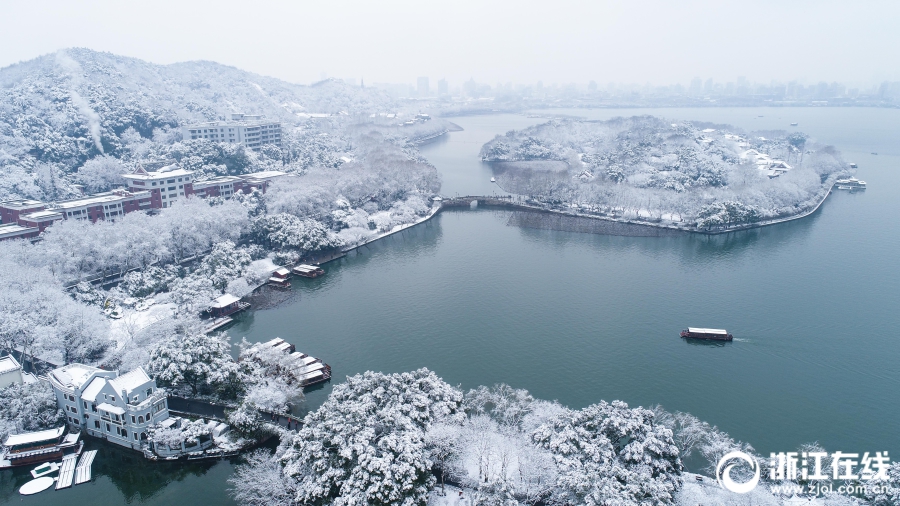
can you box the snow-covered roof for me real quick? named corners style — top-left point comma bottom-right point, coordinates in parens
top-left (108, 367), bottom-right (151, 396)
top-left (20, 210), bottom-right (63, 220)
top-left (210, 294), bottom-right (240, 308)
top-left (97, 403), bottom-right (125, 415)
top-left (122, 168), bottom-right (194, 181)
top-left (688, 327), bottom-right (728, 334)
top-left (4, 427), bottom-right (64, 447)
top-left (81, 377), bottom-right (107, 402)
top-left (0, 356), bottom-right (21, 375)
top-left (53, 192), bottom-right (139, 210)
top-left (0, 199), bottom-right (43, 209)
top-left (0, 223), bottom-right (38, 239)
top-left (243, 170), bottom-right (286, 181)
top-left (274, 267), bottom-right (290, 276)
top-left (50, 363), bottom-right (101, 389)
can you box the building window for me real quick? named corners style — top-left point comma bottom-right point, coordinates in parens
top-left (134, 433), bottom-right (139, 441)
top-left (138, 415), bottom-right (144, 423)
top-left (111, 396), bottom-right (115, 402)
top-left (131, 415), bottom-right (136, 423)
top-left (95, 420), bottom-right (100, 429)
top-left (122, 429), bottom-right (127, 438)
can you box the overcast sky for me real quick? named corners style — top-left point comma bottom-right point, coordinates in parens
top-left (1, 0), bottom-right (897, 87)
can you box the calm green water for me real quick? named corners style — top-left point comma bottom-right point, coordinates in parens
top-left (6, 107), bottom-right (898, 504)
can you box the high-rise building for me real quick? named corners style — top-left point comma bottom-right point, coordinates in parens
top-left (438, 78), bottom-right (448, 96)
top-left (417, 77), bottom-right (429, 97)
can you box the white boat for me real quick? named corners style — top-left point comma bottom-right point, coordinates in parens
top-left (834, 177), bottom-right (866, 190)
top-left (790, 122), bottom-right (798, 126)
top-left (490, 177), bottom-right (496, 183)
top-left (849, 162), bottom-right (858, 169)
top-left (30, 462), bottom-right (60, 478)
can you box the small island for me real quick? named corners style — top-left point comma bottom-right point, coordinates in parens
top-left (480, 116), bottom-right (850, 231)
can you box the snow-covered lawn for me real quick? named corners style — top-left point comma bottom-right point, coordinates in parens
top-left (109, 301), bottom-right (175, 348)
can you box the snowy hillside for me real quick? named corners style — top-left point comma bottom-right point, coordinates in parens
top-left (0, 48), bottom-right (398, 199)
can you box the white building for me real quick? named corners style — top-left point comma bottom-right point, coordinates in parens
top-left (121, 165), bottom-right (195, 209)
top-left (48, 364), bottom-right (169, 451)
top-left (0, 356), bottom-right (24, 389)
top-left (181, 113), bottom-right (283, 151)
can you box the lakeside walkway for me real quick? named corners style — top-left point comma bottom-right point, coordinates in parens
top-left (436, 185), bottom-right (835, 235)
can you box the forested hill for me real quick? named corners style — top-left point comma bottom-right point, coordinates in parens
top-left (0, 48), bottom-right (396, 196)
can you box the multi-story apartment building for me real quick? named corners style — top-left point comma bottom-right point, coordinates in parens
top-left (48, 364), bottom-right (170, 451)
top-left (181, 113), bottom-right (282, 151)
top-left (121, 165), bottom-right (195, 209)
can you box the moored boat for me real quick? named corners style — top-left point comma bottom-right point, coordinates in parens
top-left (834, 177), bottom-right (866, 190)
top-left (0, 427), bottom-right (82, 469)
top-left (680, 327), bottom-right (733, 341)
top-left (30, 461), bottom-right (60, 478)
top-left (268, 267), bottom-right (292, 288)
top-left (292, 264), bottom-right (325, 278)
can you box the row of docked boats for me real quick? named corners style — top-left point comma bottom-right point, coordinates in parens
top-left (247, 337), bottom-right (332, 387)
top-left (267, 264), bottom-right (326, 289)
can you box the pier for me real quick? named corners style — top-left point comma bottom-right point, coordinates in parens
top-left (55, 454), bottom-right (77, 490)
top-left (73, 450), bottom-right (97, 485)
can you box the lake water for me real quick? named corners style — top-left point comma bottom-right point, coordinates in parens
top-left (5, 107), bottom-right (898, 504)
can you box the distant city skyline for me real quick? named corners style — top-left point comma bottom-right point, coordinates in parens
top-left (2, 1), bottom-right (898, 88)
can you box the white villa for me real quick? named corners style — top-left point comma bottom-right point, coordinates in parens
top-left (48, 364), bottom-right (169, 451)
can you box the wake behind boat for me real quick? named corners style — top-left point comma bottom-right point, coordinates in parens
top-left (680, 327), bottom-right (733, 341)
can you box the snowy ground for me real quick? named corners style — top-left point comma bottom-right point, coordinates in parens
top-left (426, 475), bottom-right (863, 506)
top-left (676, 473), bottom-right (863, 506)
top-left (109, 300), bottom-right (175, 348)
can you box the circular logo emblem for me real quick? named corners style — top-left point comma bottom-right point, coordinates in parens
top-left (716, 450), bottom-right (760, 494)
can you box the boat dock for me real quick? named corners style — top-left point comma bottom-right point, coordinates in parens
top-left (55, 454), bottom-right (77, 489)
top-left (73, 450), bottom-right (97, 485)
top-left (248, 338), bottom-right (332, 387)
top-left (204, 316), bottom-right (234, 334)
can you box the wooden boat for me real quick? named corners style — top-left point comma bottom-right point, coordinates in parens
top-left (680, 327), bottom-right (733, 341)
top-left (268, 267), bottom-right (292, 288)
top-left (0, 427), bottom-right (82, 469)
top-left (292, 264), bottom-right (324, 278)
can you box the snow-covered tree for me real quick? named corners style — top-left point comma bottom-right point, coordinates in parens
top-left (277, 369), bottom-right (463, 505)
top-left (75, 155), bottom-right (125, 193)
top-left (531, 400), bottom-right (682, 506)
top-left (146, 329), bottom-right (241, 398)
top-left (0, 381), bottom-right (64, 441)
top-left (195, 241), bottom-right (252, 292)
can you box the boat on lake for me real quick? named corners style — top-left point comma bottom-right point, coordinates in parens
top-left (790, 122), bottom-right (798, 126)
top-left (267, 267), bottom-right (292, 288)
top-left (835, 177), bottom-right (866, 190)
top-left (490, 177), bottom-right (496, 183)
top-left (0, 427), bottom-right (82, 469)
top-left (30, 461), bottom-right (59, 478)
top-left (680, 327), bottom-right (733, 341)
top-left (849, 162), bottom-right (858, 169)
top-left (292, 264), bottom-right (324, 278)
